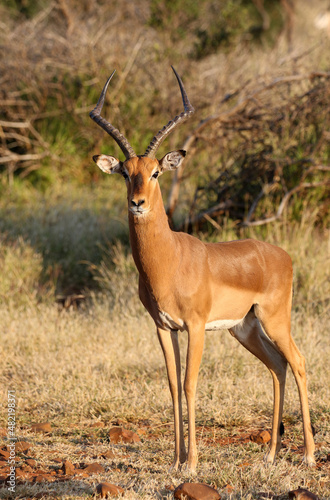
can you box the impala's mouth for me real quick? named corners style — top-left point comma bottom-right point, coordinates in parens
top-left (129, 206), bottom-right (150, 216)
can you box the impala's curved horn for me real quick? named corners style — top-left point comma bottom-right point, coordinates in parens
top-left (143, 66), bottom-right (194, 159)
top-left (90, 70), bottom-right (136, 160)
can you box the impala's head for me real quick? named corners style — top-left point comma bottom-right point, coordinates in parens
top-left (90, 67), bottom-right (194, 217)
top-left (93, 152), bottom-right (186, 216)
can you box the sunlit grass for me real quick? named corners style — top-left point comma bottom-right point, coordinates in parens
top-left (0, 212), bottom-right (329, 498)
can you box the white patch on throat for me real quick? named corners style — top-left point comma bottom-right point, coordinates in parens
top-left (205, 318), bottom-right (244, 331)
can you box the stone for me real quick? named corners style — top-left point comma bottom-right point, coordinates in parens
top-left (222, 484), bottom-right (234, 494)
top-left (102, 450), bottom-right (116, 459)
top-left (30, 422), bottom-right (52, 434)
top-left (91, 421), bottom-right (105, 428)
top-left (174, 482), bottom-right (221, 500)
top-left (33, 473), bottom-right (55, 483)
top-left (0, 449), bottom-right (10, 460)
top-left (250, 430), bottom-right (271, 444)
top-left (288, 488), bottom-right (319, 500)
top-left (16, 441), bottom-right (32, 453)
top-left (62, 460), bottom-right (75, 475)
top-left (109, 427), bottom-right (141, 444)
top-left (84, 462), bottom-right (105, 474)
top-left (96, 482), bottom-right (125, 498)
top-left (35, 492), bottom-right (56, 499)
top-left (25, 458), bottom-right (37, 467)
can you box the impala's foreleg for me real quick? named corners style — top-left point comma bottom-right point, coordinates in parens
top-left (184, 323), bottom-right (205, 473)
top-left (157, 328), bottom-right (186, 469)
top-left (230, 311), bottom-right (287, 464)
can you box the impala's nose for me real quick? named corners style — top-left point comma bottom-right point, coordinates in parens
top-left (131, 198), bottom-right (145, 208)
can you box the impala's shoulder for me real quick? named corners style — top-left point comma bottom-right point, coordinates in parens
top-left (249, 239), bottom-right (293, 269)
top-left (174, 231), bottom-right (208, 247)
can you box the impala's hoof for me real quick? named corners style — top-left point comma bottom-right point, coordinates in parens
top-left (303, 455), bottom-right (316, 467)
top-left (263, 451), bottom-right (275, 465)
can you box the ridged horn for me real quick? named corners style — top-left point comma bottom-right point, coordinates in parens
top-left (90, 70), bottom-right (136, 160)
top-left (143, 66), bottom-right (194, 159)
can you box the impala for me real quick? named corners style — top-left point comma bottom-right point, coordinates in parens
top-left (90, 67), bottom-right (316, 472)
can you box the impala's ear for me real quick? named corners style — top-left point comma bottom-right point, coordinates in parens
top-left (93, 154), bottom-right (122, 174)
top-left (159, 150), bottom-right (186, 172)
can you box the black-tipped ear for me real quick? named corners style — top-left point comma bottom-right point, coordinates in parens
top-left (159, 150), bottom-right (186, 172)
top-left (93, 154), bottom-right (122, 174)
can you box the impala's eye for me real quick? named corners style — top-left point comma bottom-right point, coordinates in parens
top-left (152, 171), bottom-right (159, 179)
top-left (122, 172), bottom-right (129, 180)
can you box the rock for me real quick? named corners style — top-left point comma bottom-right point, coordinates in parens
top-left (288, 488), bottom-right (319, 500)
top-left (222, 484), bottom-right (234, 494)
top-left (25, 458), bottom-right (37, 467)
top-left (30, 422), bottom-right (52, 434)
top-left (62, 460), bottom-right (75, 476)
top-left (174, 482), bottom-right (221, 500)
top-left (35, 492), bottom-right (56, 499)
top-left (84, 462), bottom-right (105, 474)
top-left (16, 441), bottom-right (32, 453)
top-left (102, 450), bottom-right (116, 459)
top-left (250, 430), bottom-right (271, 444)
top-left (109, 427), bottom-right (141, 444)
top-left (96, 482), bottom-right (125, 498)
top-left (33, 473), bottom-right (55, 483)
top-left (91, 422), bottom-right (105, 428)
top-left (0, 449), bottom-right (10, 460)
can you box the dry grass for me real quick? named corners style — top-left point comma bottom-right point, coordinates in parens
top-left (0, 222), bottom-right (329, 499)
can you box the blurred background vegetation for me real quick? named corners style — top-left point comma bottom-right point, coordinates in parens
top-left (0, 0), bottom-right (329, 298)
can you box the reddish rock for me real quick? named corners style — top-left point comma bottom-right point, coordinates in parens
top-left (102, 450), bottom-right (116, 459)
top-left (62, 460), bottom-right (75, 475)
top-left (33, 473), bottom-right (55, 483)
top-left (222, 484), bottom-right (234, 494)
top-left (16, 468), bottom-right (30, 479)
top-left (0, 429), bottom-right (6, 437)
top-left (30, 422), bottom-right (52, 434)
top-left (74, 469), bottom-right (89, 477)
top-left (25, 458), bottom-right (37, 467)
top-left (16, 441), bottom-right (32, 453)
top-left (91, 422), bottom-right (105, 428)
top-left (35, 492), bottom-right (56, 499)
top-left (174, 482), bottom-right (221, 500)
top-left (21, 464), bottom-right (34, 473)
top-left (109, 427), bottom-right (140, 444)
top-left (84, 462), bottom-right (105, 474)
top-left (288, 488), bottom-right (319, 500)
top-left (250, 430), bottom-right (271, 444)
top-left (0, 449), bottom-right (10, 460)
top-left (96, 482), bottom-right (125, 498)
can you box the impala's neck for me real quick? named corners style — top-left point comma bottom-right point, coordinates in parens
top-left (128, 186), bottom-right (177, 291)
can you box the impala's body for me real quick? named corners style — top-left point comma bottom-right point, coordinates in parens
top-left (90, 69), bottom-right (316, 472)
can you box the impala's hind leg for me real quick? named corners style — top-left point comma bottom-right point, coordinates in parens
top-left (256, 306), bottom-right (316, 466)
top-left (230, 310), bottom-right (287, 464)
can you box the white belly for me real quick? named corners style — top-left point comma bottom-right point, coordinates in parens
top-left (157, 311), bottom-right (244, 332)
top-left (205, 318), bottom-right (244, 331)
